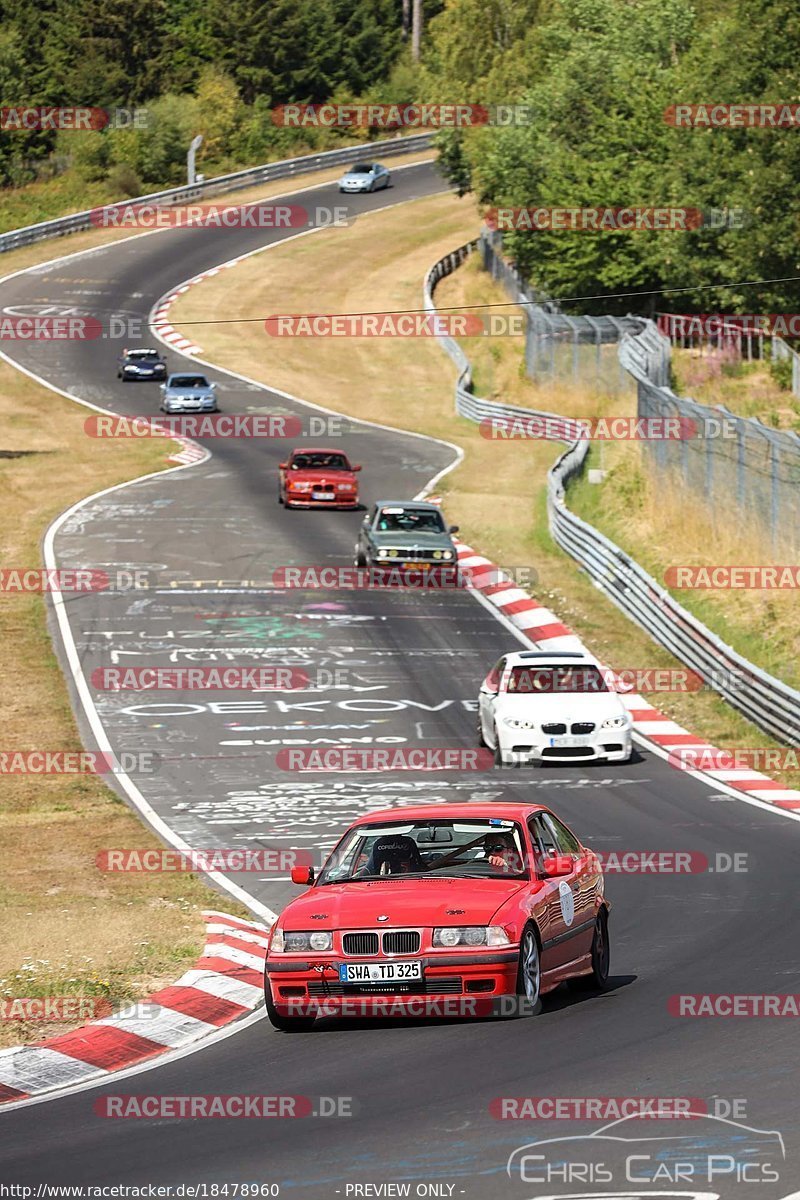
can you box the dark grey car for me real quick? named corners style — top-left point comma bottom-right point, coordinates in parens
top-left (355, 501), bottom-right (459, 570)
top-left (117, 347), bottom-right (167, 381)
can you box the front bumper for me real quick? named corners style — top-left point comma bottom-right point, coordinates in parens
top-left (339, 181), bottom-right (370, 192)
top-left (162, 400), bottom-right (217, 413)
top-left (265, 950), bottom-right (519, 1018)
top-left (498, 731), bottom-right (632, 764)
top-left (285, 492), bottom-right (358, 508)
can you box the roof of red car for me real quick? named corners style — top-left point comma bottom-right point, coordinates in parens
top-left (289, 447), bottom-right (348, 455)
top-left (352, 803), bottom-right (547, 825)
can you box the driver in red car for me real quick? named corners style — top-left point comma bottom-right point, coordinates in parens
top-left (482, 832), bottom-right (524, 873)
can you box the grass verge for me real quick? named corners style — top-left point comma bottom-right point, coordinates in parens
top-left (169, 193), bottom-right (799, 788)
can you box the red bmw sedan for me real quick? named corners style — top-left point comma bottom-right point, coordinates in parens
top-left (264, 803), bottom-right (609, 1030)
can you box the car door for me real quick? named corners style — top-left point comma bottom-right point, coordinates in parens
top-left (359, 505), bottom-right (377, 557)
top-left (540, 812), bottom-right (597, 962)
top-left (527, 812), bottom-right (588, 972)
top-left (478, 657), bottom-right (505, 744)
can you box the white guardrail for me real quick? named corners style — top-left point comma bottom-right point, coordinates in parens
top-left (424, 241), bottom-right (800, 745)
top-left (0, 133), bottom-right (433, 253)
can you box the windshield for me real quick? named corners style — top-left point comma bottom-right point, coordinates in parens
top-left (376, 508), bottom-right (445, 533)
top-left (506, 665), bottom-right (609, 693)
top-left (170, 375), bottom-right (209, 388)
top-left (317, 819), bottom-right (528, 884)
top-left (291, 452), bottom-right (349, 470)
top-left (128, 350), bottom-right (159, 360)
top-left (348, 165), bottom-right (372, 173)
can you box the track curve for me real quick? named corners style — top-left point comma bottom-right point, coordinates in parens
top-left (0, 160), bottom-right (798, 1200)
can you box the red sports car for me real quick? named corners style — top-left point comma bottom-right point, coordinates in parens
top-left (264, 803), bottom-right (609, 1030)
top-left (278, 447), bottom-right (361, 509)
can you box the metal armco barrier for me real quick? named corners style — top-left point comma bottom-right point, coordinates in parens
top-left (424, 240), bottom-right (800, 745)
top-left (0, 134), bottom-right (433, 253)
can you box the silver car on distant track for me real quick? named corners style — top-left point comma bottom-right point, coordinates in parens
top-left (337, 162), bottom-right (391, 193)
top-left (160, 372), bottom-right (218, 413)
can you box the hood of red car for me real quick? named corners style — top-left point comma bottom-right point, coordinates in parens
top-left (287, 469), bottom-right (355, 483)
top-left (280, 877), bottom-right (528, 929)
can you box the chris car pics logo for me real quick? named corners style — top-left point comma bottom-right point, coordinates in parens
top-left (506, 1112), bottom-right (787, 1191)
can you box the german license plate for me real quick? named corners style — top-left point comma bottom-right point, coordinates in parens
top-left (338, 961), bottom-right (423, 984)
top-left (312, 491), bottom-right (336, 500)
top-left (549, 735), bottom-right (592, 747)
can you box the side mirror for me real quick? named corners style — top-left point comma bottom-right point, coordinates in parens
top-left (352, 464), bottom-right (362, 471)
top-left (279, 462), bottom-right (288, 470)
top-left (448, 524), bottom-right (459, 534)
top-left (290, 866), bottom-right (315, 885)
top-left (542, 854), bottom-right (573, 878)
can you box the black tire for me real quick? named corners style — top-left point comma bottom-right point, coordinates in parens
top-left (569, 907), bottom-right (611, 992)
top-left (264, 978), bottom-right (316, 1032)
top-left (477, 717), bottom-right (487, 748)
top-left (498, 924), bottom-right (542, 1018)
top-left (355, 546), bottom-right (367, 567)
top-left (492, 727), bottom-right (504, 768)
top-left (277, 487), bottom-right (284, 506)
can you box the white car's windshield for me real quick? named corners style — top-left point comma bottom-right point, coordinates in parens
top-left (376, 508), bottom-right (445, 533)
top-left (170, 375), bottom-right (209, 388)
top-left (317, 819), bottom-right (528, 884)
top-left (506, 665), bottom-right (609, 693)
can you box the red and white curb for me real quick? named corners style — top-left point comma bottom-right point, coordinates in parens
top-left (152, 262), bottom-right (245, 357)
top-left (0, 911), bottom-right (268, 1105)
top-left (456, 540), bottom-right (800, 811)
top-left (166, 436), bottom-right (208, 466)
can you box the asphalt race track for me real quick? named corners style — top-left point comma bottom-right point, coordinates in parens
top-left (0, 160), bottom-right (799, 1198)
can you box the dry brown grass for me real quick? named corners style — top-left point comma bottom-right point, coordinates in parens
top-left (672, 348), bottom-right (800, 431)
top-left (169, 193), bottom-right (799, 788)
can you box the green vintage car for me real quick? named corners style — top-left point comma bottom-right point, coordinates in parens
top-left (354, 500), bottom-right (460, 572)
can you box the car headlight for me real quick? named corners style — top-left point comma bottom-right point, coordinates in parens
top-left (601, 715), bottom-right (629, 730)
top-left (432, 926), bottom-right (510, 948)
top-left (289, 481), bottom-right (313, 492)
top-left (441, 551), bottom-right (454, 561)
top-left (272, 930), bottom-right (332, 953)
top-left (502, 717), bottom-right (536, 730)
top-left (432, 550), bottom-right (443, 560)
top-left (337, 482), bottom-right (356, 491)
